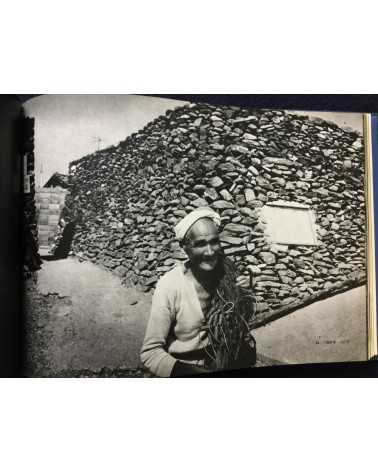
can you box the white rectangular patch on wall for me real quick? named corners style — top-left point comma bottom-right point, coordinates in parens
top-left (261, 201), bottom-right (318, 246)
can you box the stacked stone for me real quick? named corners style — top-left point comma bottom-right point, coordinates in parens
top-left (65, 103), bottom-right (366, 315)
top-left (23, 116), bottom-right (42, 277)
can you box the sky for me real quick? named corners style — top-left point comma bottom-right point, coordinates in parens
top-left (25, 95), bottom-right (188, 186)
top-left (25, 95), bottom-right (364, 187)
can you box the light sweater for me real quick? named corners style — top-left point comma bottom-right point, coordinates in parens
top-left (140, 263), bottom-right (209, 377)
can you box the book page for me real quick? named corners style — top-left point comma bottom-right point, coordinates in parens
top-left (23, 95), bottom-right (371, 376)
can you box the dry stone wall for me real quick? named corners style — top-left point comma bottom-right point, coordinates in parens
top-left (65, 103), bottom-right (366, 318)
top-left (23, 116), bottom-right (42, 276)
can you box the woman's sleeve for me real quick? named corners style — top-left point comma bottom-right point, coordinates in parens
top-left (140, 277), bottom-right (178, 377)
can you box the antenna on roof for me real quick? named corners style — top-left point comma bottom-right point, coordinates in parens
top-left (92, 136), bottom-right (104, 151)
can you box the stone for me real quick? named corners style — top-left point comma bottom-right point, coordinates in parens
top-left (248, 165), bottom-right (259, 176)
top-left (224, 246), bottom-right (247, 256)
top-left (244, 188), bottom-right (256, 202)
top-left (255, 275), bottom-right (280, 282)
top-left (331, 222), bottom-right (340, 231)
top-left (136, 258), bottom-right (149, 271)
top-left (224, 223), bottom-right (251, 234)
top-left (210, 176), bottom-right (224, 188)
top-left (259, 252), bottom-right (276, 264)
top-left (233, 192), bottom-right (244, 205)
top-left (285, 182), bottom-right (296, 190)
top-left (339, 220), bottom-right (352, 229)
top-left (232, 116), bottom-right (258, 124)
top-left (220, 235), bottom-right (244, 246)
top-left (164, 258), bottom-right (175, 266)
top-left (243, 133), bottom-right (257, 141)
top-left (114, 266), bottom-right (128, 278)
top-left (293, 277), bottom-right (304, 285)
top-left (210, 143), bottom-right (225, 151)
top-left (296, 181), bottom-right (310, 190)
top-left (193, 184), bottom-right (207, 193)
top-left (247, 265), bottom-right (261, 275)
top-left (275, 178), bottom-right (286, 187)
top-left (228, 144), bottom-right (250, 155)
top-left (321, 217), bottom-right (330, 226)
top-left (257, 193), bottom-right (268, 203)
top-left (219, 163), bottom-right (236, 173)
top-left (173, 209), bottom-right (187, 218)
top-left (212, 200), bottom-right (234, 210)
top-left (281, 297), bottom-right (297, 305)
top-left (220, 189), bottom-right (233, 201)
top-left (255, 281), bottom-right (281, 288)
top-left (242, 217), bottom-right (256, 226)
top-left (275, 263), bottom-right (287, 270)
top-left (231, 215), bottom-right (242, 224)
top-left (250, 157), bottom-right (261, 166)
top-left (204, 188), bottom-right (219, 201)
top-left (314, 188), bottom-right (329, 197)
top-left (278, 274), bottom-right (292, 284)
top-left (240, 207), bottom-right (255, 218)
top-left (352, 139), bottom-right (363, 150)
top-left (245, 255), bottom-right (260, 265)
top-left (271, 244), bottom-right (289, 254)
top-left (222, 209), bottom-right (239, 217)
top-left (322, 149), bottom-right (334, 157)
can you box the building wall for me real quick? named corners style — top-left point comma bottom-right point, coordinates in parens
top-left (35, 187), bottom-right (68, 253)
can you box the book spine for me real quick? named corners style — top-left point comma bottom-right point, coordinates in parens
top-left (371, 114), bottom-right (378, 359)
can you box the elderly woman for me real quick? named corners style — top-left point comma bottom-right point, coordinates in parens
top-left (140, 207), bottom-right (255, 377)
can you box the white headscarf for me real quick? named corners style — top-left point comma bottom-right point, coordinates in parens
top-left (174, 207), bottom-right (221, 242)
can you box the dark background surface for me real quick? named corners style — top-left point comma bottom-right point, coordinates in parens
top-left (16, 94), bottom-right (378, 112)
top-left (0, 95), bottom-right (23, 376)
top-left (1, 94), bottom-right (378, 377)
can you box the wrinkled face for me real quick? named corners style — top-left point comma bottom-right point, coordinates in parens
top-left (183, 218), bottom-right (221, 272)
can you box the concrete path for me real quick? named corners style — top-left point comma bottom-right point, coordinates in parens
top-left (253, 285), bottom-right (368, 365)
top-left (36, 258), bottom-right (152, 372)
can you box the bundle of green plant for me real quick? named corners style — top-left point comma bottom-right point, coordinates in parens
top-left (204, 257), bottom-right (256, 371)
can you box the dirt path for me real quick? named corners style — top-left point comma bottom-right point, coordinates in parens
top-left (25, 257), bottom-right (365, 376)
top-left (24, 257), bottom-right (152, 376)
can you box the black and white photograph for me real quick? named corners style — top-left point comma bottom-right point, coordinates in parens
top-left (22, 94), bottom-right (373, 377)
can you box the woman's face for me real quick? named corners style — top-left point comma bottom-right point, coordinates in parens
top-left (183, 218), bottom-right (221, 272)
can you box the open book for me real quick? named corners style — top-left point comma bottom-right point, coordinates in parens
top-left (1, 95), bottom-right (377, 377)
